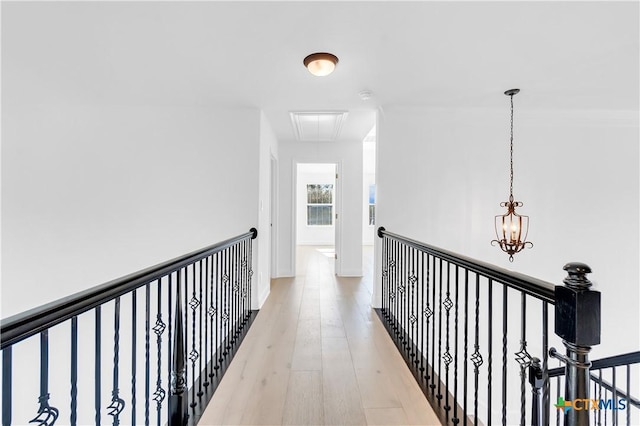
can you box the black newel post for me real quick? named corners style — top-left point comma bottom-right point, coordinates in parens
top-left (169, 275), bottom-right (188, 426)
top-left (551, 262), bottom-right (601, 426)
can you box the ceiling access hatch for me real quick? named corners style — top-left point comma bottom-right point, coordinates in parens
top-left (289, 111), bottom-right (348, 142)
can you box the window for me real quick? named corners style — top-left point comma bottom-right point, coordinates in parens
top-left (368, 184), bottom-right (376, 226)
top-left (307, 184), bottom-right (333, 226)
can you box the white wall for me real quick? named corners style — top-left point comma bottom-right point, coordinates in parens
top-left (276, 140), bottom-right (363, 277)
top-left (257, 112), bottom-right (279, 307)
top-left (376, 105), bottom-right (639, 356)
top-left (2, 104), bottom-right (262, 317)
top-left (296, 164), bottom-right (336, 246)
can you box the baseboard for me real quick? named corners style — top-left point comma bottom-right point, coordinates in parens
top-left (338, 268), bottom-right (363, 277)
top-left (257, 285), bottom-right (270, 308)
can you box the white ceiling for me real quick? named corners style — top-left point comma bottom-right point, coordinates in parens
top-left (3, 1), bottom-right (638, 143)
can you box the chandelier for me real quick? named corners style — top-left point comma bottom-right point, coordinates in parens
top-left (491, 88), bottom-right (533, 261)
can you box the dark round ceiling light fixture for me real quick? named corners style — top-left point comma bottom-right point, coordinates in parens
top-left (303, 52), bottom-right (339, 77)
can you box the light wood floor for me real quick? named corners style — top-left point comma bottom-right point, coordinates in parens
top-left (198, 246), bottom-right (441, 426)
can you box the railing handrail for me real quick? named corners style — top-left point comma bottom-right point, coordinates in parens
top-left (377, 227), bottom-right (556, 303)
top-left (548, 350), bottom-right (640, 378)
top-left (0, 228), bottom-right (258, 350)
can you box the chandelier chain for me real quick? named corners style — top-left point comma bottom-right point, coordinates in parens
top-left (509, 93), bottom-right (514, 201)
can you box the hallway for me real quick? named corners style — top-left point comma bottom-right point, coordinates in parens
top-left (198, 246), bottom-right (441, 425)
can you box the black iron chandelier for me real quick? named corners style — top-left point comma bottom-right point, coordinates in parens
top-left (491, 88), bottom-right (533, 261)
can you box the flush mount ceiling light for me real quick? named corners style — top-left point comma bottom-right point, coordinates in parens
top-left (303, 52), bottom-right (339, 76)
top-left (491, 88), bottom-right (533, 262)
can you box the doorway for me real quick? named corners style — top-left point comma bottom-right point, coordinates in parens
top-left (295, 162), bottom-right (340, 274)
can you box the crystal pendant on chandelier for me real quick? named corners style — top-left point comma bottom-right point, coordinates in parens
top-left (491, 88), bottom-right (533, 262)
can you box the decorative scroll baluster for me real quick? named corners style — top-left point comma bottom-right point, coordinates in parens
top-left (443, 262), bottom-right (453, 417)
top-left (399, 243), bottom-right (406, 345)
top-left (131, 290), bottom-right (137, 426)
top-left (223, 249), bottom-right (230, 355)
top-left (381, 232), bottom-right (387, 318)
top-left (203, 257), bottom-right (210, 388)
top-left (463, 269), bottom-right (469, 422)
top-left (95, 307), bottom-right (102, 426)
top-left (30, 330), bottom-right (59, 425)
top-left (198, 260), bottom-right (204, 396)
top-left (419, 251), bottom-right (425, 379)
top-left (71, 317), bottom-right (78, 426)
top-left (409, 248), bottom-right (417, 360)
top-left (423, 253), bottom-right (432, 383)
top-left (471, 274), bottom-right (484, 426)
top-left (430, 255), bottom-right (436, 394)
top-left (107, 297), bottom-right (126, 425)
top-left (189, 263), bottom-right (201, 408)
top-left (217, 251), bottom-right (223, 365)
top-left (515, 292), bottom-right (532, 426)
top-left (153, 279), bottom-right (166, 426)
top-left (2, 347), bottom-right (12, 426)
top-left (437, 258), bottom-right (443, 404)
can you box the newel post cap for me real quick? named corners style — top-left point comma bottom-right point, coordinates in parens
top-left (563, 262), bottom-right (592, 289)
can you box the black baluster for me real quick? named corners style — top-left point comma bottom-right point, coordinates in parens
top-left (132, 290), bottom-right (137, 426)
top-left (471, 274), bottom-right (484, 426)
top-left (612, 367), bottom-right (617, 426)
top-left (424, 253), bottom-right (432, 383)
top-left (556, 371), bottom-right (561, 426)
top-left (515, 292), bottom-right (531, 426)
top-left (189, 263), bottom-right (200, 408)
top-left (217, 250), bottom-right (223, 365)
top-left (204, 257), bottom-right (210, 388)
top-left (437, 258), bottom-right (443, 404)
top-left (96, 307), bottom-right (102, 426)
top-left (169, 269), bottom-right (187, 426)
top-left (399, 243), bottom-right (405, 343)
top-left (626, 365), bottom-right (630, 426)
top-left (154, 279), bottom-right (166, 426)
top-left (381, 236), bottom-right (387, 318)
top-left (487, 279), bottom-right (493, 426)
top-left (71, 317), bottom-right (78, 426)
top-left (542, 302), bottom-right (549, 426)
top-left (30, 330), bottom-right (59, 426)
top-left (463, 269), bottom-right (469, 423)
top-left (430, 255), bottom-right (436, 394)
top-left (167, 273), bottom-right (172, 423)
top-left (419, 251), bottom-right (425, 380)
top-left (452, 265), bottom-right (460, 425)
top-left (145, 284), bottom-right (150, 426)
top-left (184, 268), bottom-right (189, 392)
top-left (224, 249), bottom-right (230, 354)
top-left (107, 297), bottom-right (125, 425)
top-left (248, 235), bottom-right (254, 319)
top-left (597, 369), bottom-right (602, 426)
top-left (2, 347), bottom-right (12, 426)
top-left (410, 248), bottom-right (417, 360)
top-left (444, 262), bottom-right (453, 418)
top-left (502, 286), bottom-right (508, 426)
top-left (198, 260), bottom-right (204, 396)
top-left (390, 239), bottom-right (397, 332)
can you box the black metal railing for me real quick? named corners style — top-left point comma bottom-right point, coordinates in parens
top-left (547, 351), bottom-right (640, 426)
top-left (376, 227), bottom-right (617, 426)
top-left (1, 228), bottom-right (258, 426)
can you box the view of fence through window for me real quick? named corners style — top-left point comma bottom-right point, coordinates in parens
top-left (307, 184), bottom-right (333, 226)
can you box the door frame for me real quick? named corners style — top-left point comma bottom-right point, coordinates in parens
top-left (291, 159), bottom-right (343, 276)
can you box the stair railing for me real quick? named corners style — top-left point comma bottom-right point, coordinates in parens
top-left (1, 228), bottom-right (258, 426)
top-left (376, 227), bottom-right (615, 426)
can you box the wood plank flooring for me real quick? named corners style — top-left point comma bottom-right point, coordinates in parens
top-left (198, 246), bottom-right (441, 426)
